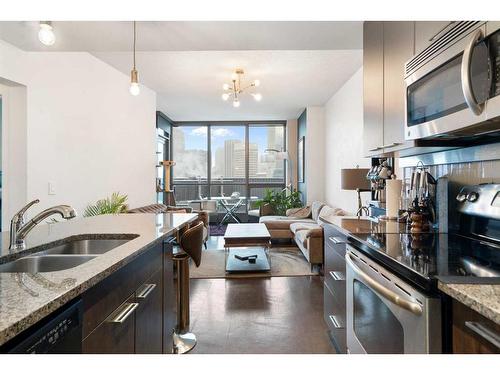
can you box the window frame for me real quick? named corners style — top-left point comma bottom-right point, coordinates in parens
top-left (172, 121), bottom-right (287, 202)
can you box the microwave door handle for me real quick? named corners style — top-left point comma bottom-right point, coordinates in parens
top-left (345, 252), bottom-right (423, 316)
top-left (461, 28), bottom-right (485, 116)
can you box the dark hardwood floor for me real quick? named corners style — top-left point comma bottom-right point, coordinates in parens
top-left (189, 276), bottom-right (335, 354)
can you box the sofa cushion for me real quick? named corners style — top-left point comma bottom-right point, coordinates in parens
top-left (290, 222), bottom-right (321, 234)
top-left (260, 216), bottom-right (316, 230)
top-left (294, 229), bottom-right (309, 248)
top-left (318, 205), bottom-right (349, 223)
top-left (311, 201), bottom-right (327, 221)
top-left (286, 206), bottom-right (311, 219)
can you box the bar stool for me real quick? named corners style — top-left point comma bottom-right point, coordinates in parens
top-left (172, 221), bottom-right (204, 354)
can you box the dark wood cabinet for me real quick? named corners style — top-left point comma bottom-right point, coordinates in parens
top-left (322, 223), bottom-right (348, 353)
top-left (82, 240), bottom-right (175, 354)
top-left (162, 239), bottom-right (176, 354)
top-left (452, 300), bottom-right (500, 354)
top-left (135, 270), bottom-right (163, 354)
top-left (82, 294), bottom-right (136, 354)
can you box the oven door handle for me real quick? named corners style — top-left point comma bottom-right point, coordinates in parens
top-left (461, 28), bottom-right (485, 116)
top-left (346, 252), bottom-right (423, 316)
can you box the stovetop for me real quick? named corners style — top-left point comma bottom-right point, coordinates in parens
top-left (348, 232), bottom-right (500, 291)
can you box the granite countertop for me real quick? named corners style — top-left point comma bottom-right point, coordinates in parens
top-left (0, 212), bottom-right (197, 346)
top-left (438, 282), bottom-right (500, 325)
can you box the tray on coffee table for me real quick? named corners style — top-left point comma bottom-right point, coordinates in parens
top-left (224, 224), bottom-right (271, 273)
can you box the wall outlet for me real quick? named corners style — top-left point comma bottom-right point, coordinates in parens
top-left (48, 181), bottom-right (56, 195)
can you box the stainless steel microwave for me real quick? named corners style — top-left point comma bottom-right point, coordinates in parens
top-left (404, 21), bottom-right (500, 140)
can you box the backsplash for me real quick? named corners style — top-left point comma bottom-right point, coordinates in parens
top-left (403, 159), bottom-right (500, 187)
top-left (402, 159), bottom-right (500, 232)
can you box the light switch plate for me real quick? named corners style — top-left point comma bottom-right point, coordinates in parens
top-left (48, 181), bottom-right (56, 195)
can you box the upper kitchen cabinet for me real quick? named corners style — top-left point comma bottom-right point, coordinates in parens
top-left (415, 21), bottom-right (454, 55)
top-left (382, 22), bottom-right (415, 152)
top-left (363, 21), bottom-right (415, 156)
top-left (363, 22), bottom-right (384, 157)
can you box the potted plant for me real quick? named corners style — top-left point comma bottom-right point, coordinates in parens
top-left (255, 188), bottom-right (302, 216)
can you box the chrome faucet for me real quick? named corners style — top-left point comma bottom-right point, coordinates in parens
top-left (9, 199), bottom-right (77, 250)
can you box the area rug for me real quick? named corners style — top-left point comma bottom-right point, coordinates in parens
top-left (209, 224), bottom-right (227, 236)
top-left (190, 247), bottom-right (317, 279)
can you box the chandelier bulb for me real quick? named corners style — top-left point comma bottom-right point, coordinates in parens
top-left (222, 70), bottom-right (260, 107)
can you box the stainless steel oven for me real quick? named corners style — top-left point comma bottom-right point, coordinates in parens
top-left (405, 21), bottom-right (500, 140)
top-left (345, 246), bottom-right (441, 354)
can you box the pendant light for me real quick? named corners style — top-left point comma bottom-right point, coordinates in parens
top-left (129, 21), bottom-right (140, 96)
top-left (38, 21), bottom-right (55, 46)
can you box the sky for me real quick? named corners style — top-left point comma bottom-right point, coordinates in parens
top-left (181, 125), bottom-right (280, 154)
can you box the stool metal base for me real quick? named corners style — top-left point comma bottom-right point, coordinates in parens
top-left (173, 331), bottom-right (197, 354)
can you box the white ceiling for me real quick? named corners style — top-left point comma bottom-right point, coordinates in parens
top-left (0, 21), bottom-right (363, 121)
top-left (94, 50), bottom-right (362, 121)
top-left (0, 21), bottom-right (362, 51)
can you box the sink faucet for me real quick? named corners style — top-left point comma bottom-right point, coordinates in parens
top-left (9, 199), bottom-right (77, 250)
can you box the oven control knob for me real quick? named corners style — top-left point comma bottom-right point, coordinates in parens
top-left (467, 192), bottom-right (479, 202)
top-left (456, 194), bottom-right (467, 203)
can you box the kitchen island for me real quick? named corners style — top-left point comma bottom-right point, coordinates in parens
top-left (0, 212), bottom-right (197, 351)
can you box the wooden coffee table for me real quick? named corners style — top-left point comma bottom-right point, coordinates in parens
top-left (223, 223), bottom-right (271, 273)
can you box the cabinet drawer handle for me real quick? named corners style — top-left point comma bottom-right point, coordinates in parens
top-left (329, 271), bottom-right (345, 281)
top-left (465, 321), bottom-right (500, 349)
top-left (136, 283), bottom-right (156, 299)
top-left (329, 315), bottom-right (344, 329)
top-left (108, 303), bottom-right (139, 324)
top-left (329, 237), bottom-right (346, 245)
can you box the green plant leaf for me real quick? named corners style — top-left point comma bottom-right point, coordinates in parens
top-left (254, 188), bottom-right (303, 216)
top-left (84, 192), bottom-right (128, 217)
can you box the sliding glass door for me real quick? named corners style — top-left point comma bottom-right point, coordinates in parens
top-left (172, 122), bottom-right (286, 222)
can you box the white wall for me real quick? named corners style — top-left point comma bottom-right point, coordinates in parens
top-left (305, 106), bottom-right (325, 203)
top-left (323, 68), bottom-right (370, 214)
top-left (0, 81), bottom-right (28, 229)
top-left (0, 40), bottom-right (157, 227)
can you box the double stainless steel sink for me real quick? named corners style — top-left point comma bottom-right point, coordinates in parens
top-left (0, 237), bottom-right (135, 273)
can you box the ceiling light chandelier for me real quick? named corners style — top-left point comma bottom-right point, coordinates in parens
top-left (38, 21), bottom-right (55, 46)
top-left (222, 69), bottom-right (262, 108)
top-left (129, 21), bottom-right (140, 96)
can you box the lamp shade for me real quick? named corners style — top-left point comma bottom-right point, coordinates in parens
top-left (341, 168), bottom-right (370, 191)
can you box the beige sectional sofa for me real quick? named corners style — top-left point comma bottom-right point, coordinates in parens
top-left (259, 201), bottom-right (347, 267)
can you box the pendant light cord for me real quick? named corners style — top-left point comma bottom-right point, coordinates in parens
top-left (133, 21), bottom-right (136, 70)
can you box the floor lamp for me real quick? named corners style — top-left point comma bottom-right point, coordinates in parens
top-left (341, 167), bottom-right (371, 218)
top-left (265, 148), bottom-right (293, 191)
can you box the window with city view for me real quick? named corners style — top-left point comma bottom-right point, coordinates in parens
top-left (171, 123), bottom-right (286, 211)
